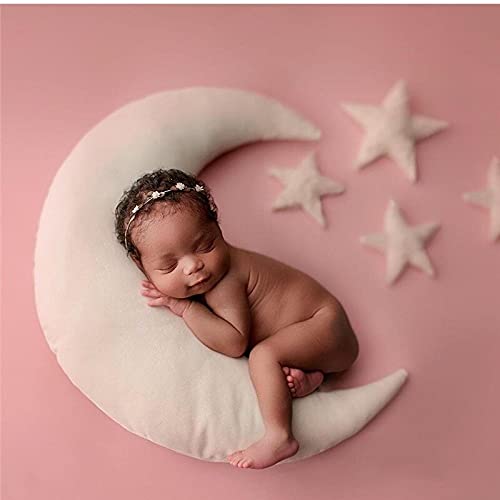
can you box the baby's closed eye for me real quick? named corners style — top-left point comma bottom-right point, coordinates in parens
top-left (196, 239), bottom-right (215, 252)
top-left (156, 236), bottom-right (216, 272)
top-left (159, 261), bottom-right (177, 273)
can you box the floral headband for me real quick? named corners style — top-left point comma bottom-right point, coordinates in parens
top-left (124, 182), bottom-right (205, 252)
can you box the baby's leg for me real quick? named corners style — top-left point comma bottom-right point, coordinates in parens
top-left (227, 305), bottom-right (359, 469)
top-left (227, 343), bottom-right (299, 469)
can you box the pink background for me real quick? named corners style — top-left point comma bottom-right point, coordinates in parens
top-left (2, 4), bottom-right (500, 499)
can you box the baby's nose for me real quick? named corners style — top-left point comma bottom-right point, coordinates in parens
top-left (183, 256), bottom-right (204, 275)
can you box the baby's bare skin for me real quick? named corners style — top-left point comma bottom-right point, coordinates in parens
top-left (200, 245), bottom-right (336, 401)
top-left (142, 245), bottom-right (325, 398)
top-left (136, 209), bottom-right (358, 469)
top-left (210, 244), bottom-right (342, 351)
top-left (199, 244), bottom-right (358, 468)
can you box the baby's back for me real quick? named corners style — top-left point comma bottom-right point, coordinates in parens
top-left (228, 245), bottom-right (338, 346)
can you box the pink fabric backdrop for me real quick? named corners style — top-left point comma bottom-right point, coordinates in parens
top-left (2, 4), bottom-right (499, 499)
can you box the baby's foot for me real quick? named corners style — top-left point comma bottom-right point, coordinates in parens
top-left (227, 430), bottom-right (299, 469)
top-left (282, 366), bottom-right (324, 398)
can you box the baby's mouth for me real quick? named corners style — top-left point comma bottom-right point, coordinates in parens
top-left (189, 275), bottom-right (210, 287)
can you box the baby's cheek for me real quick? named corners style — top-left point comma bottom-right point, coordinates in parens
top-left (153, 277), bottom-right (177, 297)
top-left (213, 248), bottom-right (230, 273)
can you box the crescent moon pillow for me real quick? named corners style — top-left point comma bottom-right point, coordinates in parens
top-left (34, 87), bottom-right (408, 464)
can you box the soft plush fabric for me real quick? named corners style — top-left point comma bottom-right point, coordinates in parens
top-left (341, 79), bottom-right (448, 182)
top-left (268, 152), bottom-right (345, 227)
top-left (463, 156), bottom-right (500, 241)
top-left (34, 87), bottom-right (408, 464)
top-left (360, 199), bottom-right (440, 285)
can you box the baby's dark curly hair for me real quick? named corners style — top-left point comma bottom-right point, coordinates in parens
top-left (114, 168), bottom-right (219, 264)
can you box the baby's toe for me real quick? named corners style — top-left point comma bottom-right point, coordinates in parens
top-left (282, 366), bottom-right (290, 376)
top-left (228, 451), bottom-right (241, 464)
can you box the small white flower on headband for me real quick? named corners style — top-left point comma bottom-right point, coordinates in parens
top-left (124, 181), bottom-right (208, 252)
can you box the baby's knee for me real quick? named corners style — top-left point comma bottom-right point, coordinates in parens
top-left (346, 331), bottom-right (360, 366)
top-left (323, 303), bottom-right (360, 366)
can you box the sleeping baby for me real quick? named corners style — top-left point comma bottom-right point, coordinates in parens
top-left (114, 168), bottom-right (359, 469)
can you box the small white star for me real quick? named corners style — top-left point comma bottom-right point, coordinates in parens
top-left (268, 152), bottom-right (345, 227)
top-left (463, 156), bottom-right (500, 242)
top-left (341, 79), bottom-right (448, 183)
top-left (360, 199), bottom-right (440, 285)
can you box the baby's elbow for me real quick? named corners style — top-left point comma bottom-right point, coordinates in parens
top-left (226, 346), bottom-right (245, 358)
top-left (228, 350), bottom-right (245, 359)
top-left (230, 332), bottom-right (249, 358)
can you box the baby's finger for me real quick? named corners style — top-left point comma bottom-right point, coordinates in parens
top-left (142, 280), bottom-right (154, 288)
top-left (146, 283), bottom-right (161, 293)
top-left (141, 289), bottom-right (162, 298)
top-left (147, 297), bottom-right (166, 307)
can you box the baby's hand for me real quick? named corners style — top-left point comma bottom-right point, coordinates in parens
top-left (140, 280), bottom-right (191, 317)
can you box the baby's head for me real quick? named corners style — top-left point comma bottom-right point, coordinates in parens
top-left (114, 168), bottom-right (231, 298)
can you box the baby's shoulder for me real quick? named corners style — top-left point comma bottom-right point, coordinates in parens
top-left (226, 244), bottom-right (254, 284)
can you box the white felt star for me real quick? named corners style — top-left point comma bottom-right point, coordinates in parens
top-left (341, 79), bottom-right (449, 183)
top-left (463, 156), bottom-right (500, 242)
top-left (360, 199), bottom-right (440, 284)
top-left (268, 153), bottom-right (345, 227)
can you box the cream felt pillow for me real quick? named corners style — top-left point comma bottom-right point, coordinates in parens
top-left (34, 87), bottom-right (408, 464)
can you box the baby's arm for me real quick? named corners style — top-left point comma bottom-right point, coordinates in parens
top-left (183, 278), bottom-right (251, 358)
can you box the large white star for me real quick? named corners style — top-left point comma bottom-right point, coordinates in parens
top-left (341, 79), bottom-right (449, 183)
top-left (268, 152), bottom-right (345, 227)
top-left (463, 156), bottom-right (500, 242)
top-left (360, 199), bottom-right (440, 285)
